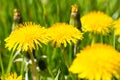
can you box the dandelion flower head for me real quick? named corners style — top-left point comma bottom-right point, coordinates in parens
top-left (69, 43), bottom-right (120, 80)
top-left (1, 73), bottom-right (22, 80)
top-left (81, 11), bottom-right (113, 34)
top-left (48, 23), bottom-right (83, 47)
top-left (5, 22), bottom-right (49, 52)
top-left (113, 18), bottom-right (120, 35)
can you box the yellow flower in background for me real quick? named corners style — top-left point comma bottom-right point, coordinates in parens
top-left (69, 44), bottom-right (120, 80)
top-left (81, 11), bottom-right (113, 34)
top-left (1, 73), bottom-right (22, 80)
top-left (113, 18), bottom-right (120, 35)
top-left (48, 23), bottom-right (83, 47)
top-left (5, 22), bottom-right (49, 52)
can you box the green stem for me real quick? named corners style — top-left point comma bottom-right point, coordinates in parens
top-left (60, 47), bottom-right (65, 63)
top-left (20, 54), bottom-right (25, 76)
top-left (69, 45), bottom-right (73, 65)
top-left (113, 30), bottom-right (115, 48)
top-left (46, 45), bottom-right (54, 79)
top-left (6, 50), bottom-right (14, 74)
top-left (100, 34), bottom-right (103, 43)
top-left (52, 47), bottom-right (57, 59)
top-left (0, 53), bottom-right (4, 75)
top-left (29, 50), bottom-right (38, 80)
top-left (91, 34), bottom-right (95, 45)
top-left (47, 67), bottom-right (54, 79)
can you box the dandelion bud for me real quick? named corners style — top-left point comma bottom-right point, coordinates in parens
top-left (12, 8), bottom-right (22, 31)
top-left (69, 4), bottom-right (82, 31)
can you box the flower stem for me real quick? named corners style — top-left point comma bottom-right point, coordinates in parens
top-left (69, 45), bottom-right (73, 65)
top-left (91, 34), bottom-right (95, 45)
top-left (113, 30), bottom-right (116, 48)
top-left (29, 50), bottom-right (38, 80)
top-left (0, 53), bottom-right (4, 75)
top-left (46, 45), bottom-right (54, 79)
top-left (100, 34), bottom-right (103, 43)
top-left (20, 54), bottom-right (25, 76)
top-left (6, 50), bottom-right (14, 74)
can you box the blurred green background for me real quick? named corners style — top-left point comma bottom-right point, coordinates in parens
top-left (0, 0), bottom-right (120, 79)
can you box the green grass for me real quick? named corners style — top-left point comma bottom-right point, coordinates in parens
top-left (1, 0), bottom-right (120, 80)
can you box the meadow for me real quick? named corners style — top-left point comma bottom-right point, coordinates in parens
top-left (1, 0), bottom-right (120, 80)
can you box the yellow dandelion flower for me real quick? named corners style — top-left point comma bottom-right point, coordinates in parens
top-left (1, 73), bottom-right (22, 80)
top-left (5, 22), bottom-right (49, 52)
top-left (48, 23), bottom-right (83, 47)
top-left (81, 11), bottom-right (113, 34)
top-left (113, 18), bottom-right (120, 35)
top-left (69, 44), bottom-right (120, 80)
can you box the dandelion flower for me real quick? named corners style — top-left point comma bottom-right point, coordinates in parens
top-left (5, 22), bottom-right (49, 52)
top-left (1, 73), bottom-right (22, 80)
top-left (48, 23), bottom-right (83, 47)
top-left (81, 11), bottom-right (113, 34)
top-left (113, 18), bottom-right (120, 35)
top-left (69, 44), bottom-right (120, 80)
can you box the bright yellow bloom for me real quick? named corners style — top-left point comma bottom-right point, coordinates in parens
top-left (69, 44), bottom-right (120, 80)
top-left (5, 22), bottom-right (49, 52)
top-left (113, 18), bottom-right (120, 35)
top-left (81, 11), bottom-right (113, 34)
top-left (1, 73), bottom-right (22, 80)
top-left (48, 23), bottom-right (83, 47)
